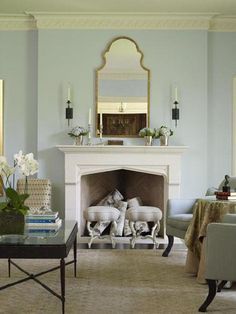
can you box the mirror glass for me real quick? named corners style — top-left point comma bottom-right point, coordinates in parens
top-left (96, 37), bottom-right (150, 137)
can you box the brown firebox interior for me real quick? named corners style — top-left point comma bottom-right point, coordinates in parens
top-left (81, 169), bottom-right (166, 237)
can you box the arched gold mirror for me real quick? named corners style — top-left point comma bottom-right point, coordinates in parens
top-left (96, 36), bottom-right (150, 137)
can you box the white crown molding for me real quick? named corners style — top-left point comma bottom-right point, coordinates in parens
top-left (0, 12), bottom-right (236, 31)
top-left (28, 12), bottom-right (213, 30)
top-left (0, 14), bottom-right (36, 30)
top-left (210, 16), bottom-right (236, 32)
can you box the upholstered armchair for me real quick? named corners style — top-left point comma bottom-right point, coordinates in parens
top-left (17, 178), bottom-right (51, 211)
top-left (162, 198), bottom-right (196, 257)
top-left (199, 214), bottom-right (236, 312)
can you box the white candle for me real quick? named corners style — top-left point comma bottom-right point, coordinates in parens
top-left (67, 87), bottom-right (71, 101)
top-left (174, 87), bottom-right (178, 102)
top-left (88, 108), bottom-right (92, 125)
top-left (100, 112), bottom-right (103, 125)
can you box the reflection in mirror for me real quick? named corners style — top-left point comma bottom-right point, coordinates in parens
top-left (96, 37), bottom-right (150, 137)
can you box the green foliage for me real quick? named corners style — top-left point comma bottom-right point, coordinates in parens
top-left (153, 126), bottom-right (173, 139)
top-left (0, 187), bottom-right (30, 215)
top-left (138, 127), bottom-right (155, 137)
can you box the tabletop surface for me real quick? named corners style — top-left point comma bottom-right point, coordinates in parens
top-left (0, 220), bottom-right (77, 247)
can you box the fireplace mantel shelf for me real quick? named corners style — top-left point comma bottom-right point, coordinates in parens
top-left (57, 145), bottom-right (188, 154)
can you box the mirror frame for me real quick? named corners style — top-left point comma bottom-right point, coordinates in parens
top-left (95, 36), bottom-right (150, 137)
top-left (0, 80), bottom-right (4, 195)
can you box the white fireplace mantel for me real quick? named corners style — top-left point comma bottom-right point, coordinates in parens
top-left (57, 145), bottom-right (188, 236)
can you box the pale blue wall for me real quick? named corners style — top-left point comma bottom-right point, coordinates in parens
top-left (208, 32), bottom-right (236, 187)
top-left (0, 30), bottom-right (37, 163)
top-left (0, 28), bottom-right (235, 215)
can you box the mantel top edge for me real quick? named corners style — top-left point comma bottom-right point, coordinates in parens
top-left (56, 145), bottom-right (189, 153)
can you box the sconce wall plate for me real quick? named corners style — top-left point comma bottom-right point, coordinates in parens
top-left (66, 100), bottom-right (73, 126)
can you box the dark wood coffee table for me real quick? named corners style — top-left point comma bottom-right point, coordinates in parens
top-left (0, 220), bottom-right (78, 314)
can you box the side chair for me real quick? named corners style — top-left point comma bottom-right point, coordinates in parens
top-left (162, 198), bottom-right (196, 257)
top-left (199, 214), bottom-right (236, 312)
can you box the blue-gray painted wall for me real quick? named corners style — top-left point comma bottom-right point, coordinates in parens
top-left (0, 28), bottom-right (235, 215)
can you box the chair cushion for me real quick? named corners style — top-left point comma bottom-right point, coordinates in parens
top-left (84, 206), bottom-right (120, 221)
top-left (126, 206), bottom-right (162, 222)
top-left (167, 214), bottom-right (193, 231)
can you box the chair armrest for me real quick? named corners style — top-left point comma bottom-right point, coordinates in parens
top-left (166, 199), bottom-right (196, 217)
top-left (205, 187), bottom-right (218, 196)
top-left (206, 223), bottom-right (236, 281)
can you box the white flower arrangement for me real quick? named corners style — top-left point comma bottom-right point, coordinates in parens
top-left (68, 126), bottom-right (88, 137)
top-left (0, 151), bottom-right (39, 215)
top-left (14, 151), bottom-right (39, 177)
top-left (153, 126), bottom-right (173, 139)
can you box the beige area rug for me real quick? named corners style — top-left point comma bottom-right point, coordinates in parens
top-left (0, 248), bottom-right (235, 314)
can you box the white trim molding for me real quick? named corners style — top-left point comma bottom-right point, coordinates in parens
top-left (28, 12), bottom-right (213, 30)
top-left (210, 16), bottom-right (236, 32)
top-left (232, 77), bottom-right (236, 175)
top-left (1, 12), bottom-right (236, 31)
top-left (0, 14), bottom-right (36, 30)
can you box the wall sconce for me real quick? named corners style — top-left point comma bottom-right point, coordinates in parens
top-left (172, 87), bottom-right (179, 127)
top-left (66, 87), bottom-right (73, 126)
top-left (172, 101), bottom-right (179, 127)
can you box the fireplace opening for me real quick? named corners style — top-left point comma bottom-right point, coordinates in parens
top-left (80, 169), bottom-right (166, 238)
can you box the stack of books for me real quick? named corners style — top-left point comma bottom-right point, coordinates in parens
top-left (215, 191), bottom-right (230, 200)
top-left (25, 211), bottom-right (62, 236)
top-left (228, 192), bottom-right (236, 201)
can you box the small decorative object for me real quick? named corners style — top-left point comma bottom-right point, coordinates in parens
top-left (68, 126), bottom-right (88, 145)
top-left (154, 126), bottom-right (173, 146)
top-left (215, 191), bottom-right (230, 200)
top-left (222, 174), bottom-right (230, 193)
top-left (0, 151), bottom-right (39, 235)
top-left (108, 140), bottom-right (124, 145)
top-left (172, 87), bottom-right (180, 127)
top-left (139, 127), bottom-right (155, 146)
top-left (65, 87), bottom-right (73, 126)
top-left (87, 108), bottom-right (92, 145)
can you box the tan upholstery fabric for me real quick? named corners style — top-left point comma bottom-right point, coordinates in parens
top-left (185, 198), bottom-right (236, 259)
top-left (17, 178), bottom-right (51, 211)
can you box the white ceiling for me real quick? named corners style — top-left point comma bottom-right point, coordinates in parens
top-left (0, 0), bottom-right (236, 16)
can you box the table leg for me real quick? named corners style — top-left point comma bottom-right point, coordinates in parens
top-left (60, 258), bottom-right (65, 314)
top-left (162, 235), bottom-right (174, 257)
top-left (198, 279), bottom-right (217, 312)
top-left (8, 258), bottom-right (11, 277)
top-left (73, 236), bottom-right (77, 277)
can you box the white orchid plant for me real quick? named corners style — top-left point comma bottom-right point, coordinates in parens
top-left (0, 150), bottom-right (39, 215)
top-left (153, 126), bottom-right (173, 139)
top-left (68, 126), bottom-right (88, 137)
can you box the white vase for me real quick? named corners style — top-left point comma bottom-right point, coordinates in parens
top-left (160, 135), bottom-right (169, 146)
top-left (74, 135), bottom-right (83, 145)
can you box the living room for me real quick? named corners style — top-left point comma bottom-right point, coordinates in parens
top-left (0, 0), bottom-right (236, 313)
